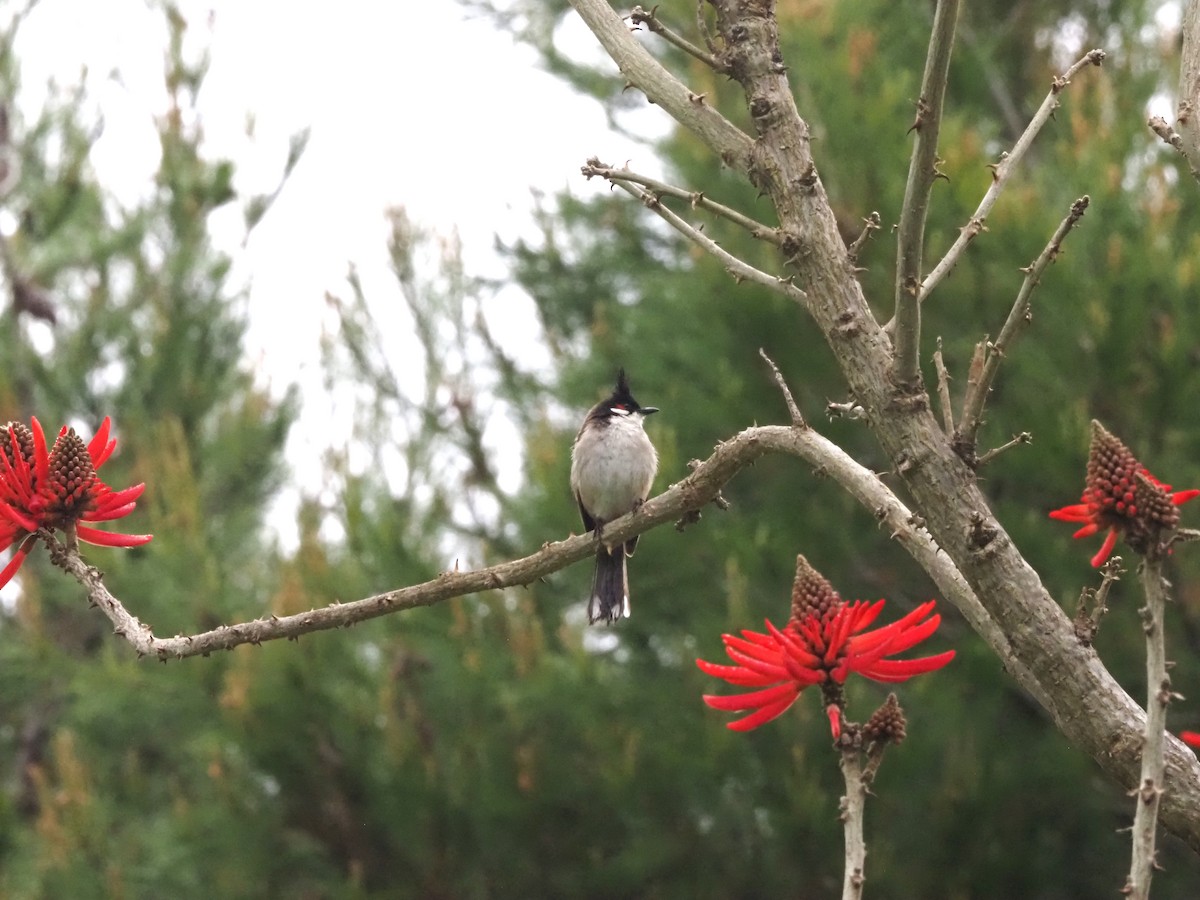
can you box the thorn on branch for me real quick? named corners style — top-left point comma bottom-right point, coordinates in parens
top-left (847, 211), bottom-right (881, 264)
top-left (1074, 556), bottom-right (1123, 646)
top-left (907, 96), bottom-right (930, 134)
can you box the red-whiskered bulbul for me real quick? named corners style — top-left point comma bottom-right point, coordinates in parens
top-left (570, 369), bottom-right (659, 624)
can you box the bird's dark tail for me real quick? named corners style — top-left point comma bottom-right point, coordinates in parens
top-left (588, 544), bottom-right (630, 624)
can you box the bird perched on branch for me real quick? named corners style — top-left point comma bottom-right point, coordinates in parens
top-left (570, 369), bottom-right (659, 624)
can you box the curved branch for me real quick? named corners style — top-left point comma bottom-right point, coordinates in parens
top-left (582, 159), bottom-right (806, 303)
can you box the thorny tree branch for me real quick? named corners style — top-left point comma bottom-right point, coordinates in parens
top-left (916, 48), bottom-right (1105, 307)
top-left (893, 0), bottom-right (960, 390)
top-left (583, 159), bottom-right (807, 302)
top-left (1125, 550), bottom-right (1175, 899)
top-left (58, 418), bottom-right (1009, 673)
top-left (956, 196), bottom-right (1090, 459)
top-left (629, 4), bottom-right (727, 72)
top-left (847, 211), bottom-right (881, 265)
top-left (568, 0), bottom-right (753, 170)
top-left (1073, 556), bottom-right (1123, 646)
top-left (839, 746), bottom-right (868, 900)
top-left (974, 431), bottom-right (1031, 468)
top-left (581, 160), bottom-right (780, 244)
top-left (1155, 0), bottom-right (1200, 181)
top-left (568, 0), bottom-right (1200, 853)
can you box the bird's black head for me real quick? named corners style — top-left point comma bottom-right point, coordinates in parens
top-left (604, 369), bottom-right (659, 417)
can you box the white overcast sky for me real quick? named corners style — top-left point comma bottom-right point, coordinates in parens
top-left (10, 0), bottom-right (662, 544)
top-left (16, 0), bottom-right (656, 372)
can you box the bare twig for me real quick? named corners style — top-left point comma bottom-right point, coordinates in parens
top-left (1149, 115), bottom-right (1186, 155)
top-left (568, 0), bottom-right (754, 170)
top-left (893, 0), bottom-right (961, 389)
top-left (918, 49), bottom-right (1105, 305)
top-left (839, 743), bottom-right (868, 900)
top-left (933, 336), bottom-right (954, 434)
top-left (1125, 552), bottom-right (1175, 899)
top-left (950, 340), bottom-right (987, 465)
top-left (582, 161), bottom-right (780, 244)
top-left (759, 349), bottom-right (807, 427)
top-left (1073, 556), bottom-right (1123, 646)
top-left (628, 4), bottom-right (728, 72)
top-left (957, 196), bottom-right (1089, 453)
top-left (583, 159), bottom-right (807, 303)
top-left (975, 432), bottom-right (1032, 468)
top-left (847, 211), bottom-right (881, 264)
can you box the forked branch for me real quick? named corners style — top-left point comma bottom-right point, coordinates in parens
top-left (582, 160), bottom-right (780, 244)
top-left (956, 196), bottom-right (1089, 457)
top-left (629, 4), bottom-right (728, 73)
top-left (583, 158), bottom-right (807, 303)
top-left (918, 49), bottom-right (1105, 305)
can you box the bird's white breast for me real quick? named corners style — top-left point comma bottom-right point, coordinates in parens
top-left (570, 414), bottom-right (658, 522)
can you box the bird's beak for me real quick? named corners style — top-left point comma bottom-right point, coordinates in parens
top-left (641, 407), bottom-right (660, 416)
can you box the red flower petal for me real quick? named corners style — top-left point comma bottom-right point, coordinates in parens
top-left (725, 694), bottom-right (801, 732)
top-left (826, 704), bottom-right (842, 739)
top-left (702, 682), bottom-right (800, 713)
top-left (698, 587), bottom-right (953, 734)
top-left (1090, 528), bottom-right (1119, 567)
top-left (856, 650), bottom-right (957, 683)
top-left (87, 417), bottom-right (115, 467)
top-left (0, 535), bottom-right (36, 589)
top-left (1049, 504), bottom-right (1092, 522)
top-left (75, 525), bottom-right (153, 548)
top-left (695, 657), bottom-right (784, 687)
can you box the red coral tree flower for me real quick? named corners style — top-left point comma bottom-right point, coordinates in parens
top-left (0, 416), bottom-right (152, 588)
top-left (696, 555), bottom-right (955, 735)
top-left (1049, 420), bottom-right (1199, 567)
top-left (1181, 732), bottom-right (1200, 749)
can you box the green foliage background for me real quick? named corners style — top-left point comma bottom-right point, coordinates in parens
top-left (2, 0), bottom-right (1200, 897)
